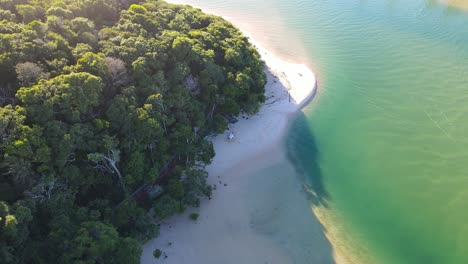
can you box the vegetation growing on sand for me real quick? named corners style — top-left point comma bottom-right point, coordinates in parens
top-left (189, 212), bottom-right (199, 221)
top-left (153, 248), bottom-right (162, 259)
top-left (0, 0), bottom-right (266, 262)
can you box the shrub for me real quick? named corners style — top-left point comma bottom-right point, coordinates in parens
top-left (189, 213), bottom-right (199, 221)
top-left (153, 248), bottom-right (162, 259)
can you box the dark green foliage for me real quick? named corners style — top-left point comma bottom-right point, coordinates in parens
top-left (111, 201), bottom-right (159, 241)
top-left (153, 194), bottom-right (184, 220)
top-left (153, 248), bottom-right (162, 258)
top-left (189, 212), bottom-right (199, 221)
top-left (0, 0), bottom-right (266, 263)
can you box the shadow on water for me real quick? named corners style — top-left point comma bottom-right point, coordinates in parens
top-left (275, 110), bottom-right (337, 264)
top-left (286, 111), bottom-right (330, 208)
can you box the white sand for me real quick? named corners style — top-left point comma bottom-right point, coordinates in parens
top-left (140, 2), bottom-right (324, 264)
top-left (200, 31), bottom-right (317, 177)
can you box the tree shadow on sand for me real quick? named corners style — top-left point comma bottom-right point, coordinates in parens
top-left (286, 111), bottom-right (330, 208)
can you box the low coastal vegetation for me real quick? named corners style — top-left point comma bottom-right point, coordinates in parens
top-left (153, 248), bottom-right (162, 259)
top-left (189, 212), bottom-right (199, 221)
top-left (0, 0), bottom-right (266, 262)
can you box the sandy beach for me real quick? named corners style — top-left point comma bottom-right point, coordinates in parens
top-left (140, 2), bottom-right (333, 263)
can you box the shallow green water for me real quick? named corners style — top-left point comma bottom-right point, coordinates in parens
top-left (170, 0), bottom-right (468, 263)
top-left (287, 2), bottom-right (468, 263)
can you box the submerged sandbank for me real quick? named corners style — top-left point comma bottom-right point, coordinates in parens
top-left (437, 0), bottom-right (468, 11)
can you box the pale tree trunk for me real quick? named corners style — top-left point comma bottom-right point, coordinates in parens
top-left (208, 103), bottom-right (216, 120)
top-left (104, 155), bottom-right (126, 193)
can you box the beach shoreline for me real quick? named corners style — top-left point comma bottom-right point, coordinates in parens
top-left (140, 1), bottom-right (325, 263)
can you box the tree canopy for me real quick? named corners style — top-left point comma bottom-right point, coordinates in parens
top-left (0, 0), bottom-right (265, 263)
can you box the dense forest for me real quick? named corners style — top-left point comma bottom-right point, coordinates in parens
top-left (0, 0), bottom-right (266, 262)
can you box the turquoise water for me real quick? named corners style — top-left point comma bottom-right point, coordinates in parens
top-left (287, 1), bottom-right (468, 263)
top-left (170, 0), bottom-right (468, 263)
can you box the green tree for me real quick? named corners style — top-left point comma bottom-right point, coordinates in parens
top-left (75, 52), bottom-right (109, 78)
top-left (15, 5), bottom-right (44, 23)
top-left (15, 62), bottom-right (46, 86)
top-left (16, 72), bottom-right (103, 124)
top-left (61, 221), bottom-right (140, 264)
top-left (0, 1), bottom-right (266, 262)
